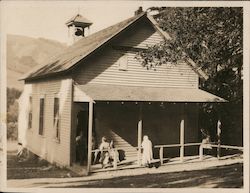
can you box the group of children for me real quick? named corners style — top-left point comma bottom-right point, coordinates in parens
top-left (94, 135), bottom-right (154, 168)
top-left (94, 136), bottom-right (120, 168)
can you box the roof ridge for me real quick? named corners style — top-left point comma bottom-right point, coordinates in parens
top-left (70, 12), bottom-right (146, 48)
top-left (22, 12), bottom-right (146, 80)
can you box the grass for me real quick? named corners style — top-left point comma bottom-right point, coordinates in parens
top-left (7, 151), bottom-right (80, 179)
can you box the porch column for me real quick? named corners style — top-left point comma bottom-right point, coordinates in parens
top-left (87, 101), bottom-right (94, 174)
top-left (137, 103), bottom-right (143, 166)
top-left (217, 119), bottom-right (222, 159)
top-left (180, 105), bottom-right (185, 162)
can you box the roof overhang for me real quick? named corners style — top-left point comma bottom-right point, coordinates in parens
top-left (74, 84), bottom-right (227, 103)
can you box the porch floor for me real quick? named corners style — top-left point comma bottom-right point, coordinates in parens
top-left (91, 153), bottom-right (242, 173)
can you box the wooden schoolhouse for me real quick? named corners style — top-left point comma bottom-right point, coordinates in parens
top-left (18, 10), bottom-right (226, 174)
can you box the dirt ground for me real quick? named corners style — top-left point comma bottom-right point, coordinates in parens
top-left (7, 141), bottom-right (243, 188)
top-left (7, 141), bottom-right (80, 179)
top-left (61, 163), bottom-right (242, 188)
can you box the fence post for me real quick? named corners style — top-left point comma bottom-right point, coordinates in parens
top-left (199, 145), bottom-right (203, 161)
top-left (217, 120), bottom-right (221, 160)
top-left (180, 119), bottom-right (185, 162)
top-left (137, 104), bottom-right (143, 166)
top-left (160, 147), bottom-right (163, 165)
top-left (113, 149), bottom-right (117, 169)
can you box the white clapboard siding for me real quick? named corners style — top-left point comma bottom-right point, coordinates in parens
top-left (74, 22), bottom-right (199, 88)
top-left (26, 78), bottom-right (72, 166)
top-left (75, 48), bottom-right (198, 88)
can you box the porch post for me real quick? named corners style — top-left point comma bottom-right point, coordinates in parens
top-left (180, 105), bottom-right (185, 162)
top-left (137, 103), bottom-right (142, 166)
top-left (217, 119), bottom-right (221, 159)
top-left (87, 101), bottom-right (94, 174)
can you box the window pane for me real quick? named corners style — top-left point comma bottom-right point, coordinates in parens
top-left (28, 96), bottom-right (32, 129)
top-left (39, 98), bottom-right (44, 135)
top-left (54, 97), bottom-right (60, 140)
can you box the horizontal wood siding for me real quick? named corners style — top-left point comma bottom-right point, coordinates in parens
top-left (74, 22), bottom-right (199, 88)
top-left (117, 23), bottom-right (164, 49)
top-left (26, 78), bottom-right (72, 166)
top-left (92, 102), bottom-right (199, 159)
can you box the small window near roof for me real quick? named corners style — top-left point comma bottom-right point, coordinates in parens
top-left (118, 55), bottom-right (128, 71)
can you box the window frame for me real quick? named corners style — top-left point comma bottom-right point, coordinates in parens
top-left (38, 96), bottom-right (45, 136)
top-left (53, 96), bottom-right (60, 141)
top-left (28, 96), bottom-right (32, 129)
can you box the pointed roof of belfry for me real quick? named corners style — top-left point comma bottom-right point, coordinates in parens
top-left (65, 14), bottom-right (93, 27)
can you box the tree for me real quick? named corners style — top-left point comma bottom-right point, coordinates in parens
top-left (7, 88), bottom-right (21, 140)
top-left (139, 7), bottom-right (243, 145)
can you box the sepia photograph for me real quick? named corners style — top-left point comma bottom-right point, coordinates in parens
top-left (0, 0), bottom-right (249, 192)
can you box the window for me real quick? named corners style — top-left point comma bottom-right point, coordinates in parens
top-left (118, 54), bottom-right (128, 71)
top-left (39, 98), bottom-right (45, 135)
top-left (28, 96), bottom-right (32, 129)
top-left (54, 97), bottom-right (60, 140)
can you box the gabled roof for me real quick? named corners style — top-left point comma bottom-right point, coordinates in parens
top-left (22, 12), bottom-right (208, 81)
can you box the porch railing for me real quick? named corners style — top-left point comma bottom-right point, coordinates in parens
top-left (154, 142), bottom-right (243, 165)
top-left (90, 143), bottom-right (243, 171)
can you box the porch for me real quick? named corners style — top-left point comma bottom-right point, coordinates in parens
top-left (68, 142), bottom-right (243, 175)
top-left (72, 84), bottom-right (229, 175)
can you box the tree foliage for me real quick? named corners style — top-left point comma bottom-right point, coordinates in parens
top-left (140, 7), bottom-right (243, 145)
top-left (7, 88), bottom-right (21, 140)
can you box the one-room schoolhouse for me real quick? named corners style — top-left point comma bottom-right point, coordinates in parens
top-left (18, 10), bottom-right (226, 174)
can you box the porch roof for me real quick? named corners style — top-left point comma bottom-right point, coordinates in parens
top-left (74, 84), bottom-right (227, 102)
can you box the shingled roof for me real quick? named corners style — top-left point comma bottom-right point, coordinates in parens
top-left (21, 12), bottom-right (146, 80)
top-left (74, 84), bottom-right (227, 102)
top-left (22, 12), bottom-right (208, 81)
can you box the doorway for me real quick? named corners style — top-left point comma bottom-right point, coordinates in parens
top-left (71, 103), bottom-right (88, 166)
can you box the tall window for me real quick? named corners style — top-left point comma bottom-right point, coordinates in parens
top-left (39, 98), bottom-right (45, 135)
top-left (54, 97), bottom-right (60, 140)
top-left (28, 96), bottom-right (32, 129)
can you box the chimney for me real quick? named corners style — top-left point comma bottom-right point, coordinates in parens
top-left (134, 6), bottom-right (143, 16)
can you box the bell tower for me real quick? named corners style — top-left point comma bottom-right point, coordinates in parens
top-left (65, 14), bottom-right (93, 45)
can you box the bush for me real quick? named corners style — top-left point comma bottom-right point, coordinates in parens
top-left (7, 122), bottom-right (18, 140)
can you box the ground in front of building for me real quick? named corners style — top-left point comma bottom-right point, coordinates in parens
top-left (7, 141), bottom-right (243, 188)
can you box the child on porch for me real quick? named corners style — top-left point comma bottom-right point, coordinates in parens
top-left (141, 135), bottom-right (153, 167)
top-left (99, 136), bottom-right (110, 168)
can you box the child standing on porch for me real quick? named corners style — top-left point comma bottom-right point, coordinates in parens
top-left (141, 135), bottom-right (153, 167)
top-left (99, 136), bottom-right (110, 168)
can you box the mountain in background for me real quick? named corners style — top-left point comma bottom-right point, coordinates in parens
top-left (7, 34), bottom-right (67, 90)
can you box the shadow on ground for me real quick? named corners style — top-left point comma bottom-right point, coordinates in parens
top-left (47, 163), bottom-right (242, 188)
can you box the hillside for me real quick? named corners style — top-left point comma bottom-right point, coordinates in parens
top-left (7, 34), bottom-right (67, 90)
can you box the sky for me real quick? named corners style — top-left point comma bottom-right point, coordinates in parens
top-left (1, 1), bottom-right (171, 44)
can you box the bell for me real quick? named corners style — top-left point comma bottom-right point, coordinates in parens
top-left (75, 28), bottom-right (83, 36)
